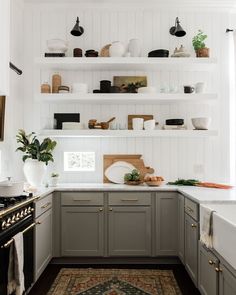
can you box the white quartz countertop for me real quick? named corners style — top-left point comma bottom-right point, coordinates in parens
top-left (34, 183), bottom-right (236, 204)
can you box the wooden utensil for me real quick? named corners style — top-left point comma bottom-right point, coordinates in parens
top-left (128, 115), bottom-right (154, 130)
top-left (101, 117), bottom-right (116, 129)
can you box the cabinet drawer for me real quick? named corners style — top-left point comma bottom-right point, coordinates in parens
top-left (61, 192), bottom-right (104, 206)
top-left (185, 198), bottom-right (199, 221)
top-left (108, 193), bottom-right (151, 206)
top-left (35, 194), bottom-right (52, 218)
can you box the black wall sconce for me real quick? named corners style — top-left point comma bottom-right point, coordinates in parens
top-left (71, 17), bottom-right (84, 36)
top-left (169, 17), bottom-right (186, 37)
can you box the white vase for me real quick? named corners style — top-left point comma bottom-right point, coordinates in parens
top-left (109, 41), bottom-right (125, 57)
top-left (23, 159), bottom-right (46, 187)
top-left (128, 39), bottom-right (141, 57)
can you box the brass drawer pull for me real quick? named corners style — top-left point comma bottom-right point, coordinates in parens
top-left (41, 202), bottom-right (51, 209)
top-left (121, 199), bottom-right (138, 202)
top-left (191, 224), bottom-right (197, 228)
top-left (73, 199), bottom-right (91, 202)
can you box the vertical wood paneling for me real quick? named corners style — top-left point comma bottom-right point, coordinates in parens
top-left (23, 4), bottom-right (231, 183)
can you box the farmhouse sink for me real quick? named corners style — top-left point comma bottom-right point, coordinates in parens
top-left (201, 204), bottom-right (236, 269)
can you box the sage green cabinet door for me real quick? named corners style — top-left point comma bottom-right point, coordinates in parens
top-left (185, 213), bottom-right (199, 286)
top-left (198, 243), bottom-right (219, 295)
top-left (35, 209), bottom-right (52, 280)
top-left (61, 207), bottom-right (104, 257)
top-left (178, 194), bottom-right (185, 263)
top-left (108, 206), bottom-right (151, 256)
top-left (156, 192), bottom-right (178, 256)
top-left (219, 264), bottom-right (236, 295)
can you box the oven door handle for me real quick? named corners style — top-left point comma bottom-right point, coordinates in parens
top-left (1, 221), bottom-right (40, 249)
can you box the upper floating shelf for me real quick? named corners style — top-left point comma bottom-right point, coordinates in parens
top-left (35, 93), bottom-right (217, 105)
top-left (35, 57), bottom-right (218, 71)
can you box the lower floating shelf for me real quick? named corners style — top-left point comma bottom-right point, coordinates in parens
top-left (39, 129), bottom-right (218, 138)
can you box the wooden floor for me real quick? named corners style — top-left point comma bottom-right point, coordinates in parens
top-left (29, 263), bottom-right (200, 295)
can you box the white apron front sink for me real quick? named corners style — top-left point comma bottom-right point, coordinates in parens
top-left (202, 204), bottom-right (236, 270)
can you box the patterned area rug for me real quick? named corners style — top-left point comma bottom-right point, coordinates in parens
top-left (47, 268), bottom-right (182, 295)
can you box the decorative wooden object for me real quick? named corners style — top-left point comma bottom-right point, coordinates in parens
top-left (103, 154), bottom-right (154, 183)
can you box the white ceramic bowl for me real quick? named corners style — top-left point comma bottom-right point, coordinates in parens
top-left (191, 117), bottom-right (211, 130)
top-left (138, 87), bottom-right (157, 94)
top-left (47, 39), bottom-right (69, 53)
top-left (0, 181), bottom-right (24, 197)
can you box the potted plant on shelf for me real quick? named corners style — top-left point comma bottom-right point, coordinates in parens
top-left (192, 30), bottom-right (209, 57)
top-left (50, 172), bottom-right (59, 187)
top-left (16, 129), bottom-right (57, 187)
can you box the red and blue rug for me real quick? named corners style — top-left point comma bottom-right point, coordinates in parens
top-left (47, 268), bottom-right (182, 295)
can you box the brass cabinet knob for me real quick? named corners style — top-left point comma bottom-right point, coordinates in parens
top-left (208, 260), bottom-right (214, 265)
top-left (191, 224), bottom-right (197, 228)
top-left (109, 208), bottom-right (113, 211)
top-left (215, 267), bottom-right (222, 272)
top-left (99, 208), bottom-right (103, 212)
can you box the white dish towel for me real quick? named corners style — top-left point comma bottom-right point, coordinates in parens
top-left (200, 205), bottom-right (216, 248)
top-left (7, 232), bottom-right (25, 295)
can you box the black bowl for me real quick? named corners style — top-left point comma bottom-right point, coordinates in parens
top-left (148, 49), bottom-right (169, 58)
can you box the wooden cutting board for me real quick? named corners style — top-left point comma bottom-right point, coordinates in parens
top-left (128, 115), bottom-right (154, 130)
top-left (103, 154), bottom-right (154, 183)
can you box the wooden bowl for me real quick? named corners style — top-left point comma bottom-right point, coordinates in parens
top-left (125, 180), bottom-right (142, 186)
top-left (145, 180), bottom-right (163, 187)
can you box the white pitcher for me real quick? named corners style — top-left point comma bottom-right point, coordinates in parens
top-left (128, 39), bottom-right (141, 57)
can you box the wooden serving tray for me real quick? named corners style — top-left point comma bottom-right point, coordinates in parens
top-left (103, 154), bottom-right (154, 183)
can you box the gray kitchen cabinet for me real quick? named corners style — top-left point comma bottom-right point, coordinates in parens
top-left (155, 192), bottom-right (178, 256)
top-left (61, 206), bottom-right (104, 256)
top-left (108, 206), bottom-right (151, 256)
top-left (198, 242), bottom-right (219, 295)
top-left (178, 194), bottom-right (185, 263)
top-left (185, 213), bottom-right (199, 286)
top-left (35, 208), bottom-right (52, 280)
top-left (219, 263), bottom-right (236, 295)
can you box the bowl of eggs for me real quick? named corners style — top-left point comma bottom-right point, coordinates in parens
top-left (144, 176), bottom-right (164, 186)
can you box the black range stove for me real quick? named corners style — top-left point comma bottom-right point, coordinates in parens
top-left (0, 193), bottom-right (38, 294)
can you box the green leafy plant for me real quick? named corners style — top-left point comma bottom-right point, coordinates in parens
top-left (51, 172), bottom-right (59, 178)
top-left (167, 178), bottom-right (200, 186)
top-left (124, 169), bottom-right (141, 182)
top-left (192, 30), bottom-right (208, 51)
top-left (16, 129), bottom-right (57, 165)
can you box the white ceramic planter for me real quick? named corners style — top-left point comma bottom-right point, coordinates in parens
top-left (128, 39), bottom-right (141, 57)
top-left (23, 159), bottom-right (46, 187)
top-left (109, 41), bottom-right (125, 57)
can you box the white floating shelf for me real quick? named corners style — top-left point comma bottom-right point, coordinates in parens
top-left (35, 57), bottom-right (218, 71)
top-left (39, 129), bottom-right (218, 138)
top-left (35, 93), bottom-right (217, 105)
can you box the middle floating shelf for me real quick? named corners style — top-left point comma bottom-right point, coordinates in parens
top-left (35, 93), bottom-right (217, 105)
top-left (39, 129), bottom-right (218, 138)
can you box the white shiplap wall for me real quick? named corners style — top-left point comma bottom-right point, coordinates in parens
top-left (23, 2), bottom-right (231, 183)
